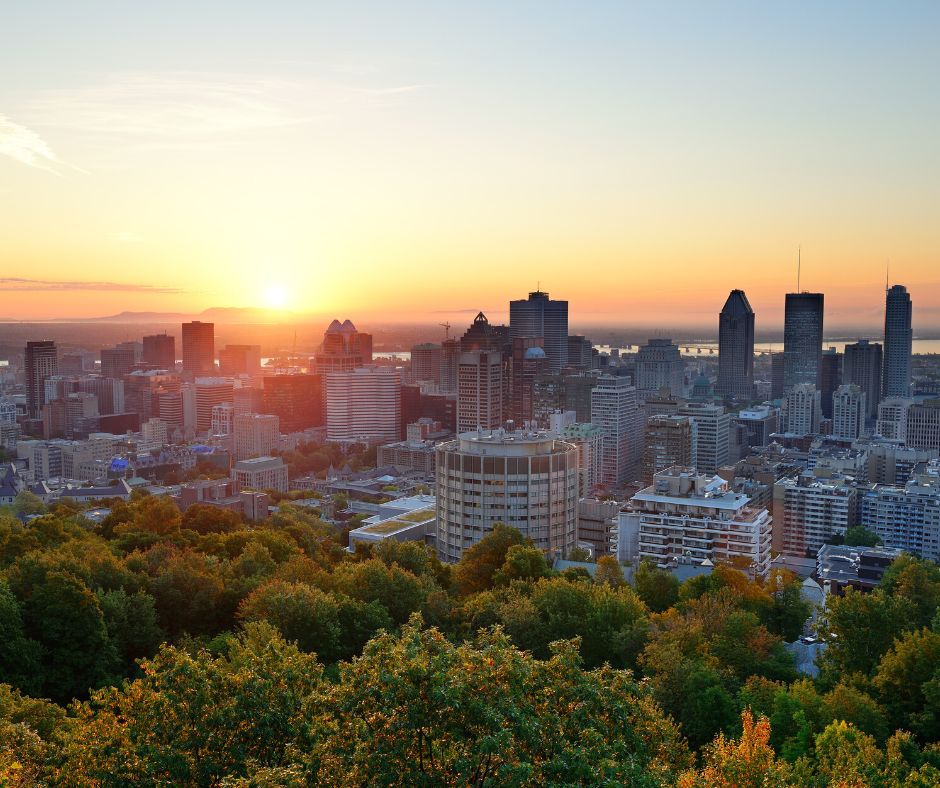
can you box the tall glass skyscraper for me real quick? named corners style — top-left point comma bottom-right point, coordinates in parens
top-left (783, 292), bottom-right (824, 391)
top-left (883, 284), bottom-right (913, 398)
top-left (716, 289), bottom-right (755, 398)
top-left (509, 291), bottom-right (568, 373)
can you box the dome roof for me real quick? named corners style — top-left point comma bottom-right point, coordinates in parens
top-left (524, 346), bottom-right (546, 360)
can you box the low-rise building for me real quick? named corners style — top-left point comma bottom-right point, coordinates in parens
top-left (231, 456), bottom-right (288, 493)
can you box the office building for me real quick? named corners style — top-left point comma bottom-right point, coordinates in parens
top-left (677, 401), bottom-right (729, 475)
top-left (78, 376), bottom-right (124, 416)
top-left (635, 339), bottom-right (684, 395)
top-left (234, 386), bottom-right (265, 416)
top-left (860, 461), bottom-right (940, 561)
top-left (883, 284), bottom-right (913, 398)
top-left (843, 340), bottom-right (882, 421)
top-left (509, 290), bottom-right (568, 373)
top-left (734, 405), bottom-right (779, 448)
top-left (716, 289), bottom-right (755, 399)
top-left (439, 339), bottom-right (461, 393)
top-left (100, 343), bottom-right (138, 379)
top-left (770, 353), bottom-right (786, 400)
top-left (435, 429), bottom-right (579, 563)
top-left (182, 321), bottom-right (216, 377)
top-left (194, 378), bottom-right (234, 433)
top-left (577, 498), bottom-right (619, 557)
top-left (262, 374), bottom-right (323, 432)
top-left (877, 397), bottom-right (913, 443)
top-left (460, 312), bottom-right (510, 354)
top-left (141, 418), bottom-right (169, 446)
top-left (567, 335), bottom-right (594, 370)
top-left (643, 414), bottom-right (697, 484)
top-left (234, 413), bottom-right (280, 461)
top-left (457, 350), bottom-right (503, 434)
top-left (907, 399), bottom-right (940, 452)
top-left (832, 384), bottom-right (866, 441)
top-left (774, 473), bottom-right (858, 556)
top-left (325, 366), bottom-right (401, 443)
top-left (782, 383), bottom-right (821, 435)
top-left (783, 292), bottom-right (824, 390)
top-left (558, 421), bottom-right (604, 496)
top-left (313, 319), bottom-right (372, 373)
top-left (510, 338), bottom-right (547, 426)
top-left (232, 456), bottom-right (288, 494)
top-left (819, 348), bottom-right (842, 420)
top-left (619, 468), bottom-right (772, 576)
top-left (410, 343), bottom-right (442, 384)
top-left (591, 375), bottom-right (639, 486)
top-left (25, 341), bottom-right (57, 420)
top-left (142, 333), bottom-right (176, 369)
top-left (210, 402), bottom-right (235, 436)
top-left (218, 345), bottom-right (262, 376)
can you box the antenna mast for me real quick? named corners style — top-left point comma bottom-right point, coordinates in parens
top-left (797, 246), bottom-right (801, 292)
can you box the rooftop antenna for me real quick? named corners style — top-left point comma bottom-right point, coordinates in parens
top-left (886, 260), bottom-right (890, 292)
top-left (797, 245), bottom-right (801, 292)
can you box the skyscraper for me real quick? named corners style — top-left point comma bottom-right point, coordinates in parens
top-left (25, 341), bottom-right (57, 420)
top-left (783, 292), bottom-right (824, 390)
top-left (843, 340), bottom-right (882, 421)
top-left (325, 366), bottom-right (401, 443)
top-left (782, 383), bottom-right (821, 436)
top-left (262, 374), bottom-right (323, 431)
top-left (883, 284), bottom-right (913, 398)
top-left (716, 289), bottom-right (755, 399)
top-left (181, 321), bottom-right (215, 377)
top-left (314, 319), bottom-right (372, 373)
top-left (509, 291), bottom-right (568, 373)
top-left (142, 333), bottom-right (176, 370)
top-left (457, 350), bottom-right (503, 433)
top-left (590, 375), bottom-right (639, 486)
top-left (832, 384), bottom-right (866, 441)
top-left (100, 343), bottom-right (137, 378)
top-left (643, 414), bottom-right (697, 484)
top-left (635, 339), bottom-right (684, 395)
top-left (218, 345), bottom-right (262, 376)
top-left (819, 348), bottom-right (842, 420)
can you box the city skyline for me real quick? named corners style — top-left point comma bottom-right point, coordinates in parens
top-left (2, 3), bottom-right (939, 328)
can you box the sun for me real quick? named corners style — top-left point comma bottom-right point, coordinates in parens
top-left (264, 284), bottom-right (288, 310)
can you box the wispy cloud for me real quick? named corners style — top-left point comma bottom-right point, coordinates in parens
top-left (0, 278), bottom-right (181, 293)
top-left (0, 114), bottom-right (67, 174)
top-left (23, 72), bottom-right (424, 143)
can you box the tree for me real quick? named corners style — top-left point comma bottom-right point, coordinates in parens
top-left (97, 588), bottom-right (166, 677)
top-left (148, 549), bottom-right (225, 637)
top-left (493, 544), bottom-right (551, 586)
top-left (56, 623), bottom-right (321, 785)
top-left (330, 558), bottom-right (430, 626)
top-left (874, 627), bottom-right (940, 743)
top-left (821, 588), bottom-right (908, 676)
top-left (634, 561), bottom-right (680, 612)
top-left (0, 581), bottom-right (41, 695)
top-left (595, 555), bottom-right (626, 587)
top-left (11, 491), bottom-right (46, 518)
top-left (307, 615), bottom-right (690, 786)
top-left (181, 504), bottom-right (242, 534)
top-left (454, 523), bottom-right (525, 596)
top-left (843, 526), bottom-right (881, 547)
top-left (880, 554), bottom-right (940, 630)
top-left (566, 546), bottom-right (591, 562)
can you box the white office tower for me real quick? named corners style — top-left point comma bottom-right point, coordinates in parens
top-left (325, 366), bottom-right (401, 443)
top-left (435, 429), bottom-right (579, 563)
top-left (782, 383), bottom-right (821, 435)
top-left (877, 398), bottom-right (913, 442)
top-left (861, 461), bottom-right (940, 561)
top-left (457, 351), bottom-right (503, 434)
top-left (617, 467), bottom-right (772, 577)
top-left (676, 401), bottom-right (729, 475)
top-left (590, 375), bottom-right (639, 487)
top-left (883, 284), bottom-right (913, 398)
top-left (234, 412), bottom-right (280, 461)
top-left (635, 339), bottom-right (684, 395)
top-left (832, 384), bottom-right (866, 441)
top-left (509, 290), bottom-right (568, 373)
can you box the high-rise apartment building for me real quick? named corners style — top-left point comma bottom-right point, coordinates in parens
top-left (635, 339), bottom-right (684, 395)
top-left (774, 473), bottom-right (858, 556)
top-left (677, 401), bottom-right (729, 475)
top-left (832, 384), bottom-right (866, 441)
top-left (783, 292), bottom-right (824, 390)
top-left (457, 351), bottom-right (503, 434)
top-left (883, 284), bottom-right (913, 398)
top-left (234, 413), bottom-right (280, 461)
top-left (25, 341), bottom-right (57, 420)
top-left (509, 291), bottom-right (568, 373)
top-left (142, 333), bottom-right (176, 369)
top-left (860, 461), bottom-right (940, 561)
top-left (411, 343), bottom-right (442, 384)
top-left (435, 430), bottom-right (579, 563)
top-left (590, 375), bottom-right (639, 486)
top-left (182, 321), bottom-right (216, 377)
top-left (325, 366), bottom-right (401, 443)
top-left (782, 383), bottom-right (821, 435)
top-left (843, 340), bottom-right (882, 421)
top-left (643, 414), bottom-right (697, 484)
top-left (716, 289), bottom-right (755, 399)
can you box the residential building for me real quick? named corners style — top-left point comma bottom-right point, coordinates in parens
top-left (677, 401), bottom-right (729, 475)
top-left (619, 467), bottom-right (772, 577)
top-left (832, 384), bottom-right (866, 441)
top-left (591, 375), bottom-right (639, 486)
top-left (643, 414), bottom-right (697, 484)
top-left (558, 421), bottom-right (604, 496)
top-left (716, 289), bottom-right (755, 399)
top-left (25, 341), bottom-right (57, 420)
top-left (860, 461), bottom-right (940, 561)
top-left (509, 290), bottom-right (568, 373)
top-left (877, 397), bottom-right (913, 443)
top-left (782, 384), bottom-right (821, 435)
top-left (435, 429), bottom-right (579, 563)
top-left (774, 473), bottom-right (858, 556)
top-left (577, 498), bottom-right (620, 557)
top-left (883, 284), bottom-right (913, 398)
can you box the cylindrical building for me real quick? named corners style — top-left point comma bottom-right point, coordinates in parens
top-left (435, 429), bottom-right (579, 563)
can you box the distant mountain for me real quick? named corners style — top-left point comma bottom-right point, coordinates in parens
top-left (48, 307), bottom-right (308, 324)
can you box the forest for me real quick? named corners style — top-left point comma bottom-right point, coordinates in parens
top-left (1, 490), bottom-right (939, 786)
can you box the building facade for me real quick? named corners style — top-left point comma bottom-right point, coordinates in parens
top-left (716, 289), bottom-right (755, 399)
top-left (509, 290), bottom-right (568, 373)
top-left (783, 292), bottom-right (824, 390)
top-left (883, 284), bottom-right (913, 398)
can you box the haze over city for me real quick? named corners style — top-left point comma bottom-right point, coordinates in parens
top-left (2, 2), bottom-right (939, 331)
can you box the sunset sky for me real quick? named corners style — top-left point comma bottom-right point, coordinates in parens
top-left (1, 2), bottom-right (938, 333)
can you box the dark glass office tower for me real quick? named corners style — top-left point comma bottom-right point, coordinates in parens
top-left (844, 340), bottom-right (882, 421)
top-left (883, 285), bottom-right (912, 397)
top-left (716, 289), bottom-right (755, 398)
top-left (509, 291), bottom-right (568, 373)
top-left (783, 292), bottom-right (824, 390)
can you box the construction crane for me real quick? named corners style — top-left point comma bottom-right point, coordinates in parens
top-left (439, 322), bottom-right (452, 340)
